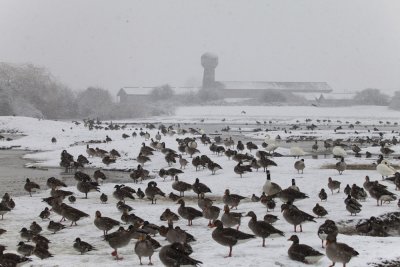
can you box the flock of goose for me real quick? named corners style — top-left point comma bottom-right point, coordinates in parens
top-left (0, 119), bottom-right (400, 267)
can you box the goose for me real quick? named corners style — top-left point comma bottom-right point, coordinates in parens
top-left (46, 177), bottom-right (67, 190)
top-left (318, 188), bottom-right (327, 202)
top-left (336, 157), bottom-right (347, 175)
top-left (145, 182), bottom-right (166, 204)
top-left (134, 234), bottom-right (154, 265)
top-left (178, 154), bottom-right (188, 169)
top-left (350, 184), bottom-right (367, 201)
top-left (221, 205), bottom-right (242, 230)
top-left (332, 146), bottom-right (347, 158)
top-left (236, 140), bottom-right (245, 152)
top-left (318, 219), bottom-right (338, 248)
top-left (344, 195), bottom-right (362, 215)
top-left (24, 178), bottom-right (40, 197)
top-left (177, 199), bottom-right (203, 226)
top-left (73, 238), bottom-right (96, 255)
top-left (94, 211), bottom-right (120, 237)
top-left (233, 161), bottom-right (252, 178)
top-left (208, 161), bottom-right (223, 175)
top-left (257, 155), bottom-right (277, 171)
top-left (246, 211), bottom-right (284, 247)
top-left (159, 243), bottom-right (202, 266)
top-left (290, 146), bottom-right (305, 159)
top-left (264, 134), bottom-right (278, 152)
top-left (367, 181), bottom-right (397, 206)
top-left (376, 159), bottom-right (396, 178)
top-left (172, 176), bottom-right (192, 197)
top-left (281, 204), bottom-right (316, 232)
top-left (262, 170), bottom-right (282, 196)
top-left (294, 159), bottom-right (305, 174)
top-left (223, 189), bottom-right (246, 209)
top-left (380, 143), bottom-right (395, 156)
top-left (271, 188), bottom-right (309, 203)
top-left (328, 177), bottom-right (341, 194)
top-left (312, 141), bottom-right (318, 152)
top-left (264, 214), bottom-right (279, 224)
top-left (192, 178), bottom-right (211, 198)
top-left (17, 241), bottom-right (35, 257)
top-left (260, 193), bottom-right (276, 211)
top-left (203, 204), bottom-right (221, 227)
top-left (326, 234), bottom-right (359, 267)
top-left (312, 203), bottom-right (328, 217)
top-left (211, 220), bottom-right (255, 257)
top-left (287, 235), bottom-right (324, 264)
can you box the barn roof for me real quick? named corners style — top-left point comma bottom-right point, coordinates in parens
top-left (118, 87), bottom-right (199, 96)
top-left (220, 81), bottom-right (333, 92)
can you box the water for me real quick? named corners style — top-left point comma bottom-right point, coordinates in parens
top-left (0, 149), bottom-right (133, 197)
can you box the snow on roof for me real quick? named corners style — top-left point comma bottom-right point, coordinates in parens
top-left (118, 87), bottom-right (199, 96)
top-left (220, 81), bottom-right (332, 92)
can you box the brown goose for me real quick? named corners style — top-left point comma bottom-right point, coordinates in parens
top-left (223, 189), bottom-right (246, 209)
top-left (105, 226), bottom-right (135, 260)
top-left (30, 221), bottom-right (42, 235)
top-left (172, 176), bottom-right (192, 197)
top-left (113, 185), bottom-right (135, 203)
top-left (0, 245), bottom-right (31, 265)
top-left (46, 177), bottom-right (67, 189)
top-left (246, 211), bottom-right (284, 247)
top-left (24, 178), bottom-right (40, 197)
top-left (77, 180), bottom-right (100, 199)
top-left (159, 242), bottom-right (202, 266)
top-left (137, 152), bottom-right (151, 166)
top-left (73, 237), bottom-right (96, 255)
top-left (281, 204), bottom-right (316, 232)
top-left (312, 203), bottom-right (328, 217)
top-left (287, 235), bottom-right (324, 264)
top-left (160, 208), bottom-right (179, 222)
top-left (93, 170), bottom-right (107, 184)
top-left (367, 181), bottom-right (397, 206)
top-left (328, 177), bottom-right (341, 194)
top-left (336, 157), bottom-right (347, 175)
top-left (166, 222), bottom-right (187, 244)
top-left (192, 178), bottom-right (211, 198)
top-left (233, 161), bottom-right (252, 178)
top-left (60, 203), bottom-right (90, 226)
top-left (221, 205), bottom-right (242, 230)
top-left (177, 199), bottom-right (203, 226)
top-left (318, 219), bottom-right (338, 248)
top-left (294, 159), bottom-right (305, 174)
top-left (145, 181), bottom-right (166, 204)
top-left (134, 234), bottom-right (154, 265)
top-left (94, 211), bottom-right (120, 237)
top-left (211, 220), bottom-right (255, 257)
top-left (178, 154), bottom-right (188, 169)
top-left (17, 241), bottom-right (35, 256)
top-left (203, 204), bottom-right (221, 227)
top-left (326, 234), bottom-right (359, 267)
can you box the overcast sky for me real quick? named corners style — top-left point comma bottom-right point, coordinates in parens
top-left (1, 0), bottom-right (400, 95)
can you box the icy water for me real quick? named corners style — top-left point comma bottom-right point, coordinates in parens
top-left (0, 149), bottom-right (133, 197)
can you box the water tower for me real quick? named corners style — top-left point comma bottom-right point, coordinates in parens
top-left (201, 53), bottom-right (218, 89)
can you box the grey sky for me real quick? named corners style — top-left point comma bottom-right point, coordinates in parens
top-left (1, 0), bottom-right (400, 95)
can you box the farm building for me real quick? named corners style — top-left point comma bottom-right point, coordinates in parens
top-left (117, 53), bottom-right (333, 104)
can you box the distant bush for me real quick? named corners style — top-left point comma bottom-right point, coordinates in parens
top-left (353, 88), bottom-right (389, 106)
top-left (389, 91), bottom-right (400, 110)
top-left (150, 84), bottom-right (174, 101)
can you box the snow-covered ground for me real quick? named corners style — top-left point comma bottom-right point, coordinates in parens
top-left (0, 105), bottom-right (399, 267)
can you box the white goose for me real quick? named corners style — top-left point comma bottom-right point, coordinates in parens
top-left (290, 146), bottom-right (305, 158)
top-left (332, 146), bottom-right (347, 157)
top-left (264, 134), bottom-right (279, 153)
top-left (376, 159), bottom-right (396, 178)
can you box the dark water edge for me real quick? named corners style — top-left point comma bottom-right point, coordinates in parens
top-left (0, 149), bottom-right (133, 197)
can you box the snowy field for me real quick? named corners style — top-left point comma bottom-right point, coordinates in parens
top-left (0, 105), bottom-right (400, 267)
